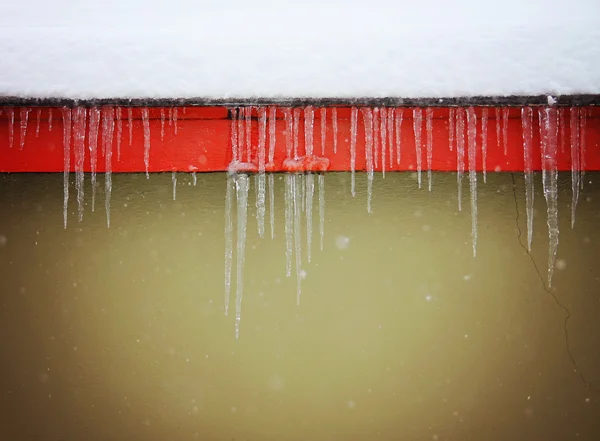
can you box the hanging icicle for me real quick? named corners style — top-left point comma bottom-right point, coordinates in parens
top-left (539, 107), bottom-right (559, 287)
top-left (62, 108), bottom-right (72, 229)
top-left (73, 107), bottom-right (86, 222)
top-left (466, 107), bottom-right (478, 257)
top-left (456, 108), bottom-right (465, 212)
top-left (522, 107), bottom-right (535, 252)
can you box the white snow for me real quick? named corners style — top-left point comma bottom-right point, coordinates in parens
top-left (1, 1), bottom-right (598, 99)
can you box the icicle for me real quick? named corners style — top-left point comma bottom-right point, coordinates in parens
top-left (569, 107), bottom-right (580, 229)
top-left (160, 109), bottom-right (166, 141)
top-left (284, 174), bottom-right (293, 277)
top-left (173, 108), bottom-right (178, 135)
top-left (425, 108), bottom-right (433, 191)
top-left (48, 108), bottom-right (53, 132)
top-left (172, 172), bottom-right (177, 200)
top-left (387, 108), bottom-right (395, 168)
top-left (62, 108), bottom-right (72, 229)
top-left (559, 108), bottom-right (566, 154)
top-left (332, 108), bottom-right (338, 154)
top-left (245, 107), bottom-right (252, 162)
top-left (495, 108), bottom-right (501, 155)
top-left (502, 107), bottom-right (509, 155)
top-left (224, 174), bottom-right (234, 316)
top-left (580, 110), bottom-right (587, 187)
top-left (230, 108), bottom-right (239, 162)
top-left (350, 107), bottom-right (358, 196)
top-left (448, 108), bottom-right (455, 152)
top-left (481, 108), bottom-right (488, 184)
top-left (168, 108), bottom-right (173, 126)
top-left (7, 108), bottom-right (14, 149)
top-left (380, 108), bottom-right (387, 178)
top-left (373, 108), bottom-right (380, 168)
top-left (192, 171), bottom-right (197, 186)
top-left (522, 107), bottom-right (535, 251)
top-left (88, 107), bottom-right (100, 212)
top-left (127, 108), bottom-right (133, 146)
top-left (362, 108), bottom-right (374, 213)
top-left (269, 174), bottom-right (275, 239)
top-left (19, 108), bottom-right (30, 150)
top-left (234, 173), bottom-right (249, 339)
top-left (412, 108), bottom-right (423, 189)
top-left (395, 109), bottom-right (403, 165)
top-left (257, 107), bottom-right (267, 238)
top-left (305, 106), bottom-right (314, 156)
top-left (283, 108), bottom-right (293, 158)
top-left (35, 108), bottom-right (41, 137)
top-left (292, 174), bottom-right (303, 305)
top-left (268, 107), bottom-right (276, 165)
top-left (142, 107), bottom-right (151, 179)
top-left (293, 108), bottom-right (301, 159)
top-left (318, 174), bottom-right (325, 251)
top-left (305, 173), bottom-right (314, 262)
top-left (466, 107), bottom-right (478, 257)
top-left (268, 107), bottom-right (276, 240)
top-left (320, 107), bottom-right (326, 156)
top-left (115, 107), bottom-right (122, 162)
top-left (237, 108), bottom-right (245, 161)
top-left (540, 107), bottom-right (559, 287)
top-left (456, 108), bottom-right (465, 212)
top-left (102, 107), bottom-right (115, 228)
top-left (73, 107), bottom-right (86, 222)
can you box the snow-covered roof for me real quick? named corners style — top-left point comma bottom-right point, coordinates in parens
top-left (1, 0), bottom-right (599, 99)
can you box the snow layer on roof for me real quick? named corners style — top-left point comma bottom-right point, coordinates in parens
top-left (0, 0), bottom-right (599, 99)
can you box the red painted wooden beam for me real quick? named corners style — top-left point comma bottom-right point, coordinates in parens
top-left (0, 106), bottom-right (598, 173)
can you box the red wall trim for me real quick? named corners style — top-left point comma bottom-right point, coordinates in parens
top-left (0, 106), bottom-right (598, 173)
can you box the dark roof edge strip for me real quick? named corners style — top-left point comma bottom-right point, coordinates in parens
top-left (0, 94), bottom-right (599, 107)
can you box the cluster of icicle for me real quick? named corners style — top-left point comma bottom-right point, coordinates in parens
top-left (24, 106), bottom-right (180, 229)
top-left (1, 103), bottom-right (589, 337)
top-left (223, 104), bottom-right (589, 337)
top-left (225, 107), bottom-right (328, 338)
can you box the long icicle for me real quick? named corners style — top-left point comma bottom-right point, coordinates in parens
top-left (456, 108), bottom-right (465, 211)
top-left (540, 107), bottom-right (559, 287)
top-left (481, 108), bottom-right (488, 183)
top-left (115, 107), bottom-right (123, 162)
top-left (332, 108), bottom-right (338, 154)
top-left (284, 174), bottom-right (293, 277)
top-left (62, 108), bottom-right (72, 229)
top-left (318, 173), bottom-right (325, 251)
top-left (102, 107), bottom-right (115, 228)
top-left (522, 107), bottom-right (535, 251)
top-left (89, 107), bottom-right (100, 212)
top-left (293, 174), bottom-right (303, 305)
top-left (425, 108), bottom-right (433, 191)
top-left (350, 107), bottom-right (358, 197)
top-left (224, 174), bottom-right (234, 316)
top-left (395, 109), bottom-right (403, 164)
top-left (388, 108), bottom-right (395, 168)
top-left (413, 108), bottom-right (423, 189)
top-left (234, 173), bottom-right (250, 338)
top-left (268, 107), bottom-right (276, 239)
top-left (142, 107), bottom-right (151, 178)
top-left (362, 108), bottom-right (374, 213)
top-left (257, 107), bottom-right (267, 238)
top-left (320, 107), bottom-right (326, 156)
top-left (466, 107), bottom-right (478, 257)
top-left (380, 108), bottom-right (387, 178)
top-left (73, 107), bottom-right (87, 222)
top-left (570, 107), bottom-right (580, 228)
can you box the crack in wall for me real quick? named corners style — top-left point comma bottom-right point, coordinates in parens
top-left (510, 172), bottom-right (598, 394)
